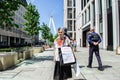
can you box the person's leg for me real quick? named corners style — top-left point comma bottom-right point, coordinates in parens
top-left (87, 47), bottom-right (94, 68)
top-left (53, 61), bottom-right (61, 80)
top-left (62, 65), bottom-right (72, 79)
top-left (94, 48), bottom-right (104, 71)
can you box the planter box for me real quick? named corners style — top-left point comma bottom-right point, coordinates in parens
top-left (32, 47), bottom-right (44, 54)
top-left (0, 52), bottom-right (18, 70)
top-left (23, 49), bottom-right (33, 59)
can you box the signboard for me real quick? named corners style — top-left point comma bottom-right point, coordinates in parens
top-left (61, 47), bottom-right (76, 64)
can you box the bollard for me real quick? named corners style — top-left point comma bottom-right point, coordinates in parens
top-left (116, 46), bottom-right (120, 55)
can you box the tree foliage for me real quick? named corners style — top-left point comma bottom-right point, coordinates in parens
top-left (41, 23), bottom-right (51, 41)
top-left (24, 3), bottom-right (40, 36)
top-left (48, 32), bottom-right (54, 42)
top-left (0, 0), bottom-right (25, 28)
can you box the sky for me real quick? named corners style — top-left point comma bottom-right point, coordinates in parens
top-left (27, 0), bottom-right (64, 35)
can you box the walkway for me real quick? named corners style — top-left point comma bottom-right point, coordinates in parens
top-left (0, 47), bottom-right (120, 80)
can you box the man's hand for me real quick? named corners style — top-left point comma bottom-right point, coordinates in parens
top-left (93, 42), bottom-right (98, 46)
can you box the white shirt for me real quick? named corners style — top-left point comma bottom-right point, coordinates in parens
top-left (54, 36), bottom-right (70, 61)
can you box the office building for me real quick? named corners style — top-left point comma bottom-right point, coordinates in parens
top-left (76, 0), bottom-right (120, 51)
top-left (64, 0), bottom-right (76, 40)
top-left (0, 0), bottom-right (31, 47)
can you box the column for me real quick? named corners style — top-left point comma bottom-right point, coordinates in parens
top-left (112, 0), bottom-right (119, 50)
top-left (8, 37), bottom-right (10, 46)
top-left (14, 37), bottom-right (16, 44)
top-left (76, 0), bottom-right (81, 46)
top-left (0, 35), bottom-right (2, 42)
top-left (90, 2), bottom-right (93, 27)
top-left (95, 0), bottom-right (100, 33)
top-left (102, 0), bottom-right (108, 49)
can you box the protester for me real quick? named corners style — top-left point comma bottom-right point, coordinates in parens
top-left (53, 27), bottom-right (72, 80)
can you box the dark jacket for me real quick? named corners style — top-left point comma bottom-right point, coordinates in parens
top-left (87, 32), bottom-right (101, 47)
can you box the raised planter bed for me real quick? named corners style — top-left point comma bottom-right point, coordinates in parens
top-left (0, 52), bottom-right (18, 70)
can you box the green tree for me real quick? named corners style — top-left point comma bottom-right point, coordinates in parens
top-left (53, 34), bottom-right (58, 40)
top-left (48, 32), bottom-right (54, 42)
top-left (0, 0), bottom-right (25, 28)
top-left (24, 3), bottom-right (40, 45)
top-left (41, 23), bottom-right (50, 42)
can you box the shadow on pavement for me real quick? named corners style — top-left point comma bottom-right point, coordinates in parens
top-left (92, 65), bottom-right (112, 69)
top-left (32, 56), bottom-right (53, 61)
top-left (102, 65), bottom-right (112, 69)
top-left (74, 79), bottom-right (87, 80)
top-left (79, 65), bottom-right (85, 68)
top-left (4, 56), bottom-right (54, 70)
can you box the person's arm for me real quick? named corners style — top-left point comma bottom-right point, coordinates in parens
top-left (87, 33), bottom-right (94, 45)
top-left (97, 33), bottom-right (102, 44)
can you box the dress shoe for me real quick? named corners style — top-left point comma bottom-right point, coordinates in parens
top-left (98, 67), bottom-right (104, 71)
top-left (87, 65), bottom-right (92, 68)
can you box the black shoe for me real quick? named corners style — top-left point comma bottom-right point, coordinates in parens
top-left (87, 65), bottom-right (92, 68)
top-left (98, 67), bottom-right (104, 71)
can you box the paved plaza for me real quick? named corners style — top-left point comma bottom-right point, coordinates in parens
top-left (0, 47), bottom-right (120, 80)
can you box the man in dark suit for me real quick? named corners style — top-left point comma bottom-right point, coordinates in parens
top-left (87, 27), bottom-right (104, 71)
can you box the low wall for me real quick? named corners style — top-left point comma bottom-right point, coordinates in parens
top-left (0, 52), bottom-right (18, 70)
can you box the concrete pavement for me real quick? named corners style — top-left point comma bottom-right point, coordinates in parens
top-left (0, 47), bottom-right (120, 80)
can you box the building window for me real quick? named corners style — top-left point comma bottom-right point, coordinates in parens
top-left (82, 14), bottom-right (84, 26)
top-left (73, 0), bottom-right (76, 7)
top-left (99, 22), bottom-right (103, 34)
top-left (88, 6), bottom-right (90, 21)
top-left (67, 20), bottom-right (72, 31)
top-left (84, 0), bottom-right (86, 7)
top-left (85, 10), bottom-right (87, 24)
top-left (74, 20), bottom-right (76, 31)
top-left (99, 0), bottom-right (102, 15)
top-left (73, 8), bottom-right (76, 18)
top-left (87, 0), bottom-right (89, 2)
top-left (81, 0), bottom-right (83, 10)
top-left (67, 0), bottom-right (72, 7)
top-left (106, 0), bottom-right (112, 9)
top-left (69, 33), bottom-right (72, 39)
top-left (67, 8), bottom-right (72, 18)
top-left (93, 1), bottom-right (95, 20)
top-left (74, 32), bottom-right (76, 39)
